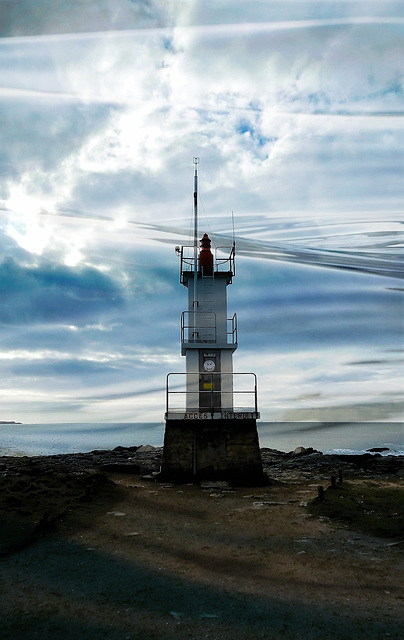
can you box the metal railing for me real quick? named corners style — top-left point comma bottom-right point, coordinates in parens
top-left (181, 311), bottom-right (216, 343)
top-left (181, 311), bottom-right (237, 345)
top-left (227, 313), bottom-right (237, 344)
top-left (165, 371), bottom-right (259, 417)
top-left (215, 244), bottom-right (235, 276)
top-left (180, 243), bottom-right (235, 284)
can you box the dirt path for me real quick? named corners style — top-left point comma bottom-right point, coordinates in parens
top-left (0, 471), bottom-right (403, 639)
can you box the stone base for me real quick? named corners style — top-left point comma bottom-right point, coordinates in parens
top-left (160, 419), bottom-right (265, 485)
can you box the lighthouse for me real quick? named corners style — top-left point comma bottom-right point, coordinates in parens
top-left (162, 158), bottom-right (264, 485)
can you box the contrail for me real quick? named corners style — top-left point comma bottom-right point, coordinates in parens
top-left (0, 17), bottom-right (402, 45)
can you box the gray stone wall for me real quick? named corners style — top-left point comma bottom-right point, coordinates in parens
top-left (161, 419), bottom-right (265, 485)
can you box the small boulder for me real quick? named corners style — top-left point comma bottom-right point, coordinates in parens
top-left (291, 446), bottom-right (321, 457)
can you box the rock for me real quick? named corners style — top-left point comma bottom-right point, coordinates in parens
top-left (367, 447), bottom-right (390, 453)
top-left (291, 446), bottom-right (322, 457)
top-left (99, 463), bottom-right (141, 474)
top-left (168, 611), bottom-right (183, 619)
top-left (292, 446), bottom-right (307, 456)
top-left (260, 448), bottom-right (285, 456)
top-left (141, 473), bottom-right (160, 481)
top-left (0, 446), bottom-right (403, 488)
top-left (200, 480), bottom-right (230, 489)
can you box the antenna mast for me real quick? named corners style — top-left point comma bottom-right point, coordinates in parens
top-left (193, 157), bottom-right (199, 313)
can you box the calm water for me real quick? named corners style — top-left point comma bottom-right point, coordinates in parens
top-left (0, 421), bottom-right (402, 457)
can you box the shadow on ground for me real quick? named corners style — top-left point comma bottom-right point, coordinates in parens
top-left (1, 529), bottom-right (403, 640)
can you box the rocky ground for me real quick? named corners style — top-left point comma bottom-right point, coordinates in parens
top-left (0, 446), bottom-right (403, 639)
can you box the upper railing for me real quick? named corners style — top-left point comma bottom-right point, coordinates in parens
top-left (181, 311), bottom-right (237, 345)
top-left (180, 243), bottom-right (235, 285)
top-left (215, 244), bottom-right (236, 274)
top-left (181, 311), bottom-right (216, 343)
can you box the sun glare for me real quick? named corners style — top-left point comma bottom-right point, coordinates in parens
top-left (6, 188), bottom-right (53, 255)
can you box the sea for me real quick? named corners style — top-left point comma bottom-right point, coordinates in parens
top-left (0, 421), bottom-right (402, 457)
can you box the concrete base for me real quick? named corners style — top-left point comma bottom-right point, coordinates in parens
top-left (160, 419), bottom-right (265, 485)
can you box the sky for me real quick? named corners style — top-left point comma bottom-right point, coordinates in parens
top-left (0, 0), bottom-right (403, 425)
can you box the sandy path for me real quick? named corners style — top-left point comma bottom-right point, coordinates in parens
top-left (0, 470), bottom-right (403, 639)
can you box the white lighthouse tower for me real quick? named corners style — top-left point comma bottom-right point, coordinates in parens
top-left (162, 158), bottom-right (264, 484)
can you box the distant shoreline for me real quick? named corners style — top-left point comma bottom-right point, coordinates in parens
top-left (0, 421), bottom-right (22, 425)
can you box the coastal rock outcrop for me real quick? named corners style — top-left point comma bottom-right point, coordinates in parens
top-left (0, 445), bottom-right (403, 485)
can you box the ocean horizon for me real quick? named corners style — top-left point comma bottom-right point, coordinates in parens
top-left (0, 421), bottom-right (403, 458)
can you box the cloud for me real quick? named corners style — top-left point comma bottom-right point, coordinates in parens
top-left (0, 2), bottom-right (402, 425)
top-left (0, 256), bottom-right (124, 324)
top-left (0, 0), bottom-right (171, 37)
top-left (0, 99), bottom-right (117, 215)
top-left (1, 17), bottom-right (402, 224)
top-left (188, 2), bottom-right (404, 27)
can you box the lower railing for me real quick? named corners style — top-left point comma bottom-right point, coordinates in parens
top-left (165, 372), bottom-right (259, 420)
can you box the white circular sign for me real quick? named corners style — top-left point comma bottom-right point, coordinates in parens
top-left (203, 359), bottom-right (216, 371)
